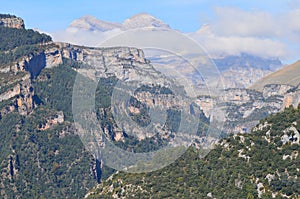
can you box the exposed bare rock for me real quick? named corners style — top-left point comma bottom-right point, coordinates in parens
top-left (45, 47), bottom-right (63, 68)
top-left (0, 84), bottom-right (21, 102)
top-left (262, 84), bottom-right (294, 98)
top-left (0, 46), bottom-right (63, 77)
top-left (38, 111), bottom-right (64, 131)
top-left (15, 79), bottom-right (35, 115)
top-left (0, 16), bottom-right (25, 29)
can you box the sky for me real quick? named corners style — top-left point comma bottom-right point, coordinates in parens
top-left (0, 0), bottom-right (293, 32)
top-left (1, 0), bottom-right (300, 63)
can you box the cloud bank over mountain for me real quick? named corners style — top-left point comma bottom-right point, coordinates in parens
top-left (191, 7), bottom-right (300, 60)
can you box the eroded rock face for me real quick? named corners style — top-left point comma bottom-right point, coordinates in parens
top-left (0, 76), bottom-right (35, 116)
top-left (58, 43), bottom-right (150, 83)
top-left (282, 85), bottom-right (300, 109)
top-left (15, 79), bottom-right (35, 115)
top-left (0, 16), bottom-right (25, 29)
top-left (197, 83), bottom-right (300, 134)
top-left (62, 43), bottom-right (202, 144)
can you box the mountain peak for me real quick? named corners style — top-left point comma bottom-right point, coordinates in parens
top-left (69, 15), bottom-right (122, 32)
top-left (196, 24), bottom-right (211, 34)
top-left (68, 13), bottom-right (171, 32)
top-left (123, 13), bottom-right (171, 30)
top-left (127, 12), bottom-right (157, 20)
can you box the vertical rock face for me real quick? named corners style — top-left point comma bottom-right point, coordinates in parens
top-left (0, 16), bottom-right (25, 29)
top-left (15, 79), bottom-right (35, 115)
top-left (282, 86), bottom-right (300, 109)
top-left (45, 48), bottom-right (63, 68)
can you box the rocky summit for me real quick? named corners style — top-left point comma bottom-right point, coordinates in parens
top-left (0, 14), bottom-right (24, 29)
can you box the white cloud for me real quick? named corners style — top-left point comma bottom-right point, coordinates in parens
top-left (189, 28), bottom-right (288, 59)
top-left (211, 7), bottom-right (300, 41)
top-left (50, 28), bottom-right (122, 47)
top-left (189, 7), bottom-right (300, 61)
top-left (212, 7), bottom-right (279, 38)
top-left (283, 9), bottom-right (300, 41)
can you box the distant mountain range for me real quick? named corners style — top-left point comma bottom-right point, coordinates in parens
top-left (69, 13), bottom-right (171, 32)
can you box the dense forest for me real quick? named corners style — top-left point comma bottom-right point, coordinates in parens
top-left (0, 64), bottom-right (100, 198)
top-left (0, 26), bottom-right (52, 65)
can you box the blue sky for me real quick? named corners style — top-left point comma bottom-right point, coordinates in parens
top-left (0, 0), bottom-right (292, 32)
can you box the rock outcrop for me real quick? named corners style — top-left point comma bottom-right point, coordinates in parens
top-left (0, 15), bottom-right (25, 29)
top-left (0, 77), bottom-right (34, 116)
top-left (38, 111), bottom-right (64, 130)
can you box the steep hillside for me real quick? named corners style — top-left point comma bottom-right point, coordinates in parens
top-left (86, 105), bottom-right (300, 199)
top-left (0, 14), bottom-right (211, 198)
top-left (251, 60), bottom-right (300, 91)
top-left (1, 13), bottom-right (299, 199)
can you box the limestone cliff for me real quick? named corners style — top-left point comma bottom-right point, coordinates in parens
top-left (0, 45), bottom-right (63, 76)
